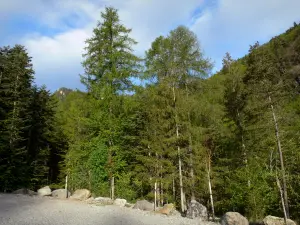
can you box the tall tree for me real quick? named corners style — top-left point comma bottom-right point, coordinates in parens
top-left (145, 26), bottom-right (212, 212)
top-left (81, 6), bottom-right (141, 199)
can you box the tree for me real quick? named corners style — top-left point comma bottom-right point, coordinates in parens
top-left (81, 6), bottom-right (141, 199)
top-left (145, 25), bottom-right (212, 212)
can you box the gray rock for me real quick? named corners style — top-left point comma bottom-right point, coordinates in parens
top-left (170, 210), bottom-right (182, 217)
top-left (51, 189), bottom-right (70, 199)
top-left (186, 200), bottom-right (207, 220)
top-left (125, 203), bottom-right (134, 208)
top-left (13, 188), bottom-right (37, 196)
top-left (94, 197), bottom-right (113, 205)
top-left (221, 212), bottom-right (249, 225)
top-left (37, 186), bottom-right (51, 196)
top-left (263, 215), bottom-right (296, 225)
top-left (133, 200), bottom-right (154, 211)
top-left (114, 198), bottom-right (127, 207)
top-left (70, 189), bottom-right (91, 201)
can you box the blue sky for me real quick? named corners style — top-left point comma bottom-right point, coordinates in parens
top-left (1, 0), bottom-right (300, 92)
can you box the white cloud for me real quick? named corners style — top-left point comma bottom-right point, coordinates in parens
top-left (191, 0), bottom-right (300, 70)
top-left (17, 0), bottom-right (204, 90)
top-left (3, 0), bottom-right (300, 90)
top-left (23, 28), bottom-right (90, 89)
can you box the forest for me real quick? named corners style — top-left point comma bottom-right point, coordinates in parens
top-left (1, 7), bottom-right (300, 223)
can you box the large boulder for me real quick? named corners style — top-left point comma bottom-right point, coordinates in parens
top-left (133, 200), bottom-right (154, 211)
top-left (158, 203), bottom-right (175, 215)
top-left (37, 186), bottom-right (51, 196)
top-left (70, 189), bottom-right (91, 201)
top-left (186, 200), bottom-right (208, 220)
top-left (263, 215), bottom-right (296, 225)
top-left (94, 197), bottom-right (113, 205)
top-left (114, 198), bottom-right (127, 207)
top-left (13, 188), bottom-right (37, 196)
top-left (221, 212), bottom-right (249, 225)
top-left (51, 189), bottom-right (70, 199)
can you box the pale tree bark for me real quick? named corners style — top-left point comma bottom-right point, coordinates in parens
top-left (237, 110), bottom-right (250, 188)
top-left (160, 163), bottom-right (164, 206)
top-left (276, 171), bottom-right (288, 224)
top-left (108, 102), bottom-right (115, 200)
top-left (185, 83), bottom-right (195, 201)
top-left (88, 170), bottom-right (91, 191)
top-left (160, 181), bottom-right (164, 206)
top-left (206, 150), bottom-right (215, 220)
top-left (268, 95), bottom-right (289, 218)
top-left (154, 181), bottom-right (157, 211)
top-left (65, 175), bottom-right (68, 198)
top-left (111, 176), bottom-right (115, 200)
top-left (172, 177), bottom-right (175, 200)
top-left (172, 84), bottom-right (185, 212)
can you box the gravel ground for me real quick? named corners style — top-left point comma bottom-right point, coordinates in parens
top-left (0, 194), bottom-right (218, 225)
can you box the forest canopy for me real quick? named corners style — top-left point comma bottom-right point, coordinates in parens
top-left (1, 6), bottom-right (300, 223)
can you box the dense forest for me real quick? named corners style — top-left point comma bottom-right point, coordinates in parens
top-left (1, 7), bottom-right (300, 223)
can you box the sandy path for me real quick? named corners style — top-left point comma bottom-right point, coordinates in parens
top-left (0, 194), bottom-right (216, 225)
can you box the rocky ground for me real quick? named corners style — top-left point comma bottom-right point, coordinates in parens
top-left (0, 194), bottom-right (218, 225)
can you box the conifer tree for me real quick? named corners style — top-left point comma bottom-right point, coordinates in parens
top-left (81, 7), bottom-right (141, 199)
top-left (145, 26), bottom-right (212, 212)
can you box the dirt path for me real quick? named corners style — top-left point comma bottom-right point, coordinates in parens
top-left (0, 194), bottom-right (216, 225)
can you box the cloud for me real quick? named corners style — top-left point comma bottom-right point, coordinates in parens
top-left (191, 0), bottom-right (300, 71)
top-left (17, 0), bottom-right (204, 91)
top-left (23, 28), bottom-right (90, 90)
top-left (2, 0), bottom-right (300, 91)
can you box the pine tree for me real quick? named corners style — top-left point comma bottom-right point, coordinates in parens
top-left (145, 26), bottom-right (212, 212)
top-left (81, 7), bottom-right (141, 199)
top-left (0, 45), bottom-right (34, 191)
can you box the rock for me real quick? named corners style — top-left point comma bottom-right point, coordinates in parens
top-left (263, 215), bottom-right (296, 225)
top-left (85, 197), bottom-right (95, 204)
top-left (125, 203), bottom-right (134, 208)
top-left (114, 198), bottom-right (127, 207)
top-left (186, 200), bottom-right (208, 220)
top-left (13, 188), bottom-right (37, 196)
top-left (94, 197), bottom-right (113, 205)
top-left (37, 186), bottom-right (51, 196)
top-left (170, 210), bottom-right (182, 217)
top-left (70, 189), bottom-right (91, 201)
top-left (133, 200), bottom-right (154, 211)
top-left (159, 203), bottom-right (175, 215)
top-left (51, 189), bottom-right (70, 199)
top-left (221, 212), bottom-right (249, 225)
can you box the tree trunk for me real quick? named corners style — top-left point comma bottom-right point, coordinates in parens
top-left (172, 85), bottom-right (185, 213)
top-left (177, 144), bottom-right (185, 212)
top-left (172, 177), bottom-right (175, 200)
top-left (189, 136), bottom-right (195, 201)
top-left (268, 95), bottom-right (289, 218)
top-left (207, 153), bottom-right (215, 220)
top-left (276, 171), bottom-right (288, 224)
top-left (154, 181), bottom-right (157, 211)
top-left (111, 176), bottom-right (115, 200)
top-left (237, 110), bottom-right (250, 188)
top-left (185, 82), bottom-right (195, 201)
top-left (160, 181), bottom-right (164, 206)
top-left (65, 175), bottom-right (68, 198)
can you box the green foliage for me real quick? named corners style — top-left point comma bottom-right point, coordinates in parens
top-left (0, 45), bottom-right (65, 191)
top-left (2, 10), bottom-right (300, 224)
